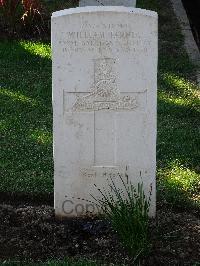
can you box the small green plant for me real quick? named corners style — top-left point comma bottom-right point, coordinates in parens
top-left (92, 176), bottom-right (151, 261)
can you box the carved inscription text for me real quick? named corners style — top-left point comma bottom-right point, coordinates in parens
top-left (60, 22), bottom-right (152, 54)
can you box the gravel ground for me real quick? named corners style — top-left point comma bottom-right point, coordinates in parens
top-left (0, 196), bottom-right (199, 265)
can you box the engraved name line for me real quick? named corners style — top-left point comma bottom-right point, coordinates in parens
top-left (62, 31), bottom-right (140, 39)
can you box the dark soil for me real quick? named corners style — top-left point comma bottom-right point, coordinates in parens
top-left (0, 196), bottom-right (199, 265)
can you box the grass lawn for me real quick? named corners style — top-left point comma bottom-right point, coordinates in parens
top-left (0, 0), bottom-right (199, 209)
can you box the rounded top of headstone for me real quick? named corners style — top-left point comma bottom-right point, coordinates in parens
top-left (52, 6), bottom-right (158, 19)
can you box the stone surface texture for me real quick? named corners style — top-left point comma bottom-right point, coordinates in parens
top-left (79, 0), bottom-right (136, 7)
top-left (52, 6), bottom-right (158, 218)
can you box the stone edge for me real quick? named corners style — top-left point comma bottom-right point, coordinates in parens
top-left (79, 0), bottom-right (136, 8)
top-left (52, 6), bottom-right (157, 19)
top-left (170, 0), bottom-right (200, 85)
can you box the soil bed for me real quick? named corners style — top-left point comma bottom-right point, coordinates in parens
top-left (0, 197), bottom-right (199, 265)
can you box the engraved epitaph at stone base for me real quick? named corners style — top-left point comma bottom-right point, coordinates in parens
top-left (79, 0), bottom-right (136, 7)
top-left (52, 7), bottom-right (158, 218)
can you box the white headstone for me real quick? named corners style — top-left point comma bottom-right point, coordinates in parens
top-left (79, 0), bottom-right (136, 7)
top-left (52, 6), bottom-right (158, 218)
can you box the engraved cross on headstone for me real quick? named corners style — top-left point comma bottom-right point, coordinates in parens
top-left (64, 58), bottom-right (145, 166)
